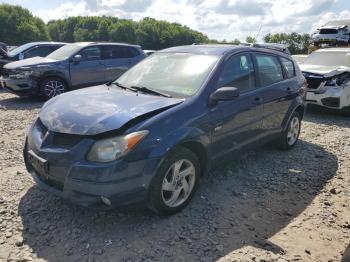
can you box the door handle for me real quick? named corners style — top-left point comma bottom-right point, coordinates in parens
top-left (254, 97), bottom-right (263, 104)
top-left (286, 87), bottom-right (293, 94)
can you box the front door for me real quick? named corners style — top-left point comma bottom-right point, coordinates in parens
top-left (210, 53), bottom-right (264, 161)
top-left (70, 46), bottom-right (106, 87)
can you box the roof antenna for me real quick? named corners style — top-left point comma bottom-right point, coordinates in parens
top-left (255, 24), bottom-right (263, 43)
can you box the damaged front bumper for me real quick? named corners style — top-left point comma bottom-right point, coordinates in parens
top-left (23, 119), bottom-right (161, 209)
top-left (0, 76), bottom-right (36, 96)
top-left (306, 86), bottom-right (350, 109)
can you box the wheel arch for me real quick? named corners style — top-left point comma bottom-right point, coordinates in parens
top-left (38, 74), bottom-right (70, 91)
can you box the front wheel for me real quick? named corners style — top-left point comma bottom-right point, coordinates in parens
top-left (39, 77), bottom-right (67, 100)
top-left (148, 147), bottom-right (200, 215)
top-left (278, 111), bottom-right (301, 150)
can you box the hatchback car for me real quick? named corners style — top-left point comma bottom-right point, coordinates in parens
top-left (24, 44), bottom-right (306, 214)
top-left (0, 42), bottom-right (66, 75)
top-left (1, 42), bottom-right (145, 99)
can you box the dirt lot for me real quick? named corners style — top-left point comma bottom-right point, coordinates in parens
top-left (0, 89), bottom-right (349, 262)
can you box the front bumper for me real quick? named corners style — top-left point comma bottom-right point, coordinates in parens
top-left (306, 87), bottom-right (350, 110)
top-left (23, 121), bottom-right (161, 209)
top-left (0, 76), bottom-right (36, 96)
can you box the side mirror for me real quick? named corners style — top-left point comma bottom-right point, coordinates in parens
top-left (72, 54), bottom-right (82, 63)
top-left (209, 87), bottom-right (239, 106)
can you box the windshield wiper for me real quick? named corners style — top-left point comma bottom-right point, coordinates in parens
top-left (131, 85), bottom-right (172, 98)
top-left (109, 82), bottom-right (137, 92)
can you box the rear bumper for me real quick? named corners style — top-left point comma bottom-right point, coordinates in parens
top-left (0, 76), bottom-right (36, 96)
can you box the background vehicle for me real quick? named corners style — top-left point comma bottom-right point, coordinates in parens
top-left (144, 50), bottom-right (156, 56)
top-left (24, 44), bottom-right (306, 215)
top-left (1, 42), bottom-right (146, 99)
top-left (0, 42), bottom-right (66, 75)
top-left (300, 48), bottom-right (350, 113)
top-left (312, 20), bottom-right (350, 46)
top-left (292, 54), bottom-right (308, 64)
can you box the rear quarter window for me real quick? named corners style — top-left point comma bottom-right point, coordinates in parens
top-left (280, 57), bottom-right (295, 79)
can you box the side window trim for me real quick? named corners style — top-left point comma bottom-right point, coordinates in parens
top-left (217, 52), bottom-right (257, 94)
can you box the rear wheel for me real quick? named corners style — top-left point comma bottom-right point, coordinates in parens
top-left (40, 77), bottom-right (67, 100)
top-left (148, 147), bottom-right (200, 215)
top-left (278, 111), bottom-right (301, 150)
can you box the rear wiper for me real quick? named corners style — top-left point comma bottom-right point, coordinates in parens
top-left (110, 82), bottom-right (137, 92)
top-left (131, 85), bottom-right (172, 98)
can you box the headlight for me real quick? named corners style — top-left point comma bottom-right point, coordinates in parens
top-left (87, 130), bottom-right (149, 162)
top-left (9, 70), bottom-right (33, 79)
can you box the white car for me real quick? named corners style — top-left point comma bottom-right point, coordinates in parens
top-left (292, 54), bottom-right (308, 64)
top-left (299, 48), bottom-right (350, 113)
top-left (312, 20), bottom-right (350, 46)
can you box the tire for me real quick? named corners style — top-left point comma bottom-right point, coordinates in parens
top-left (39, 77), bottom-right (67, 100)
top-left (341, 106), bottom-right (350, 116)
top-left (278, 111), bottom-right (301, 150)
top-left (148, 147), bottom-right (200, 215)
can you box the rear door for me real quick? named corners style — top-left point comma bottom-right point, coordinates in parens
top-left (210, 53), bottom-right (265, 160)
top-left (102, 45), bottom-right (144, 82)
top-left (70, 46), bottom-right (106, 87)
top-left (253, 53), bottom-right (297, 134)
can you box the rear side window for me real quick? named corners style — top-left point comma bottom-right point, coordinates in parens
top-left (102, 46), bottom-right (139, 59)
top-left (280, 57), bottom-right (295, 78)
top-left (255, 54), bottom-right (283, 87)
top-left (24, 45), bottom-right (59, 59)
top-left (217, 53), bottom-right (255, 93)
top-left (78, 47), bottom-right (101, 61)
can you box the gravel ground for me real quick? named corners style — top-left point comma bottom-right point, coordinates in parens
top-left (0, 89), bottom-right (349, 262)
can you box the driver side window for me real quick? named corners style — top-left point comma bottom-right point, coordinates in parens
top-left (78, 47), bottom-right (101, 61)
top-left (217, 54), bottom-right (255, 93)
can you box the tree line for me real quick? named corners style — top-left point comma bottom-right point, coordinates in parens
top-left (0, 4), bottom-right (312, 54)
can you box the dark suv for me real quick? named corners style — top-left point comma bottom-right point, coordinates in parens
top-left (24, 44), bottom-right (306, 214)
top-left (0, 42), bottom-right (66, 75)
top-left (1, 42), bottom-right (146, 99)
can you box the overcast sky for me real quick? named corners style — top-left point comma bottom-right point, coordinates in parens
top-left (1, 0), bottom-right (349, 41)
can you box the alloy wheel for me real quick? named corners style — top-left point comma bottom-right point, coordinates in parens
top-left (44, 80), bottom-right (65, 98)
top-left (161, 159), bottom-right (196, 208)
top-left (287, 116), bottom-right (300, 146)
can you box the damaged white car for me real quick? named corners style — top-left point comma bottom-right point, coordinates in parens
top-left (300, 48), bottom-right (350, 113)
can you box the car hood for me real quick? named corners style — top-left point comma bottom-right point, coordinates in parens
top-left (4, 56), bottom-right (58, 69)
top-left (299, 64), bottom-right (350, 78)
top-left (39, 85), bottom-right (184, 135)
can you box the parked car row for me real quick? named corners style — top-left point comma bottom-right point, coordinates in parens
top-left (0, 42), bottom-right (146, 99)
top-left (22, 43), bottom-right (307, 214)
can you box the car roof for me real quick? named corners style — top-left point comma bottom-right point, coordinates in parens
top-left (160, 44), bottom-right (291, 57)
top-left (27, 41), bottom-right (67, 45)
top-left (315, 48), bottom-right (350, 53)
top-left (72, 42), bottom-right (141, 48)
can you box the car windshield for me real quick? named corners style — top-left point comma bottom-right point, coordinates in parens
top-left (304, 51), bottom-right (350, 67)
top-left (46, 44), bottom-right (82, 60)
top-left (116, 52), bottom-right (219, 98)
top-left (8, 43), bottom-right (36, 57)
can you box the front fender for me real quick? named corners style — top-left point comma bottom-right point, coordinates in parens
top-left (148, 127), bottom-right (210, 159)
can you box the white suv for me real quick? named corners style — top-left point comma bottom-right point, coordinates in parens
top-left (312, 20), bottom-right (350, 46)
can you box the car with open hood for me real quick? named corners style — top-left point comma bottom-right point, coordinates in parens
top-left (312, 20), bottom-right (350, 46)
top-left (0, 42), bottom-right (66, 75)
top-left (300, 48), bottom-right (350, 113)
top-left (0, 42), bottom-right (146, 99)
top-left (23, 44), bottom-right (306, 214)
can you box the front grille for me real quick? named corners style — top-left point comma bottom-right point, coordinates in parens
top-left (319, 29), bottom-right (338, 34)
top-left (306, 77), bottom-right (323, 89)
top-left (321, 97), bottom-right (340, 108)
top-left (52, 133), bottom-right (83, 147)
top-left (37, 118), bottom-right (84, 148)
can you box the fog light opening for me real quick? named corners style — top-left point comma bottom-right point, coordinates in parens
top-left (101, 196), bottom-right (111, 206)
